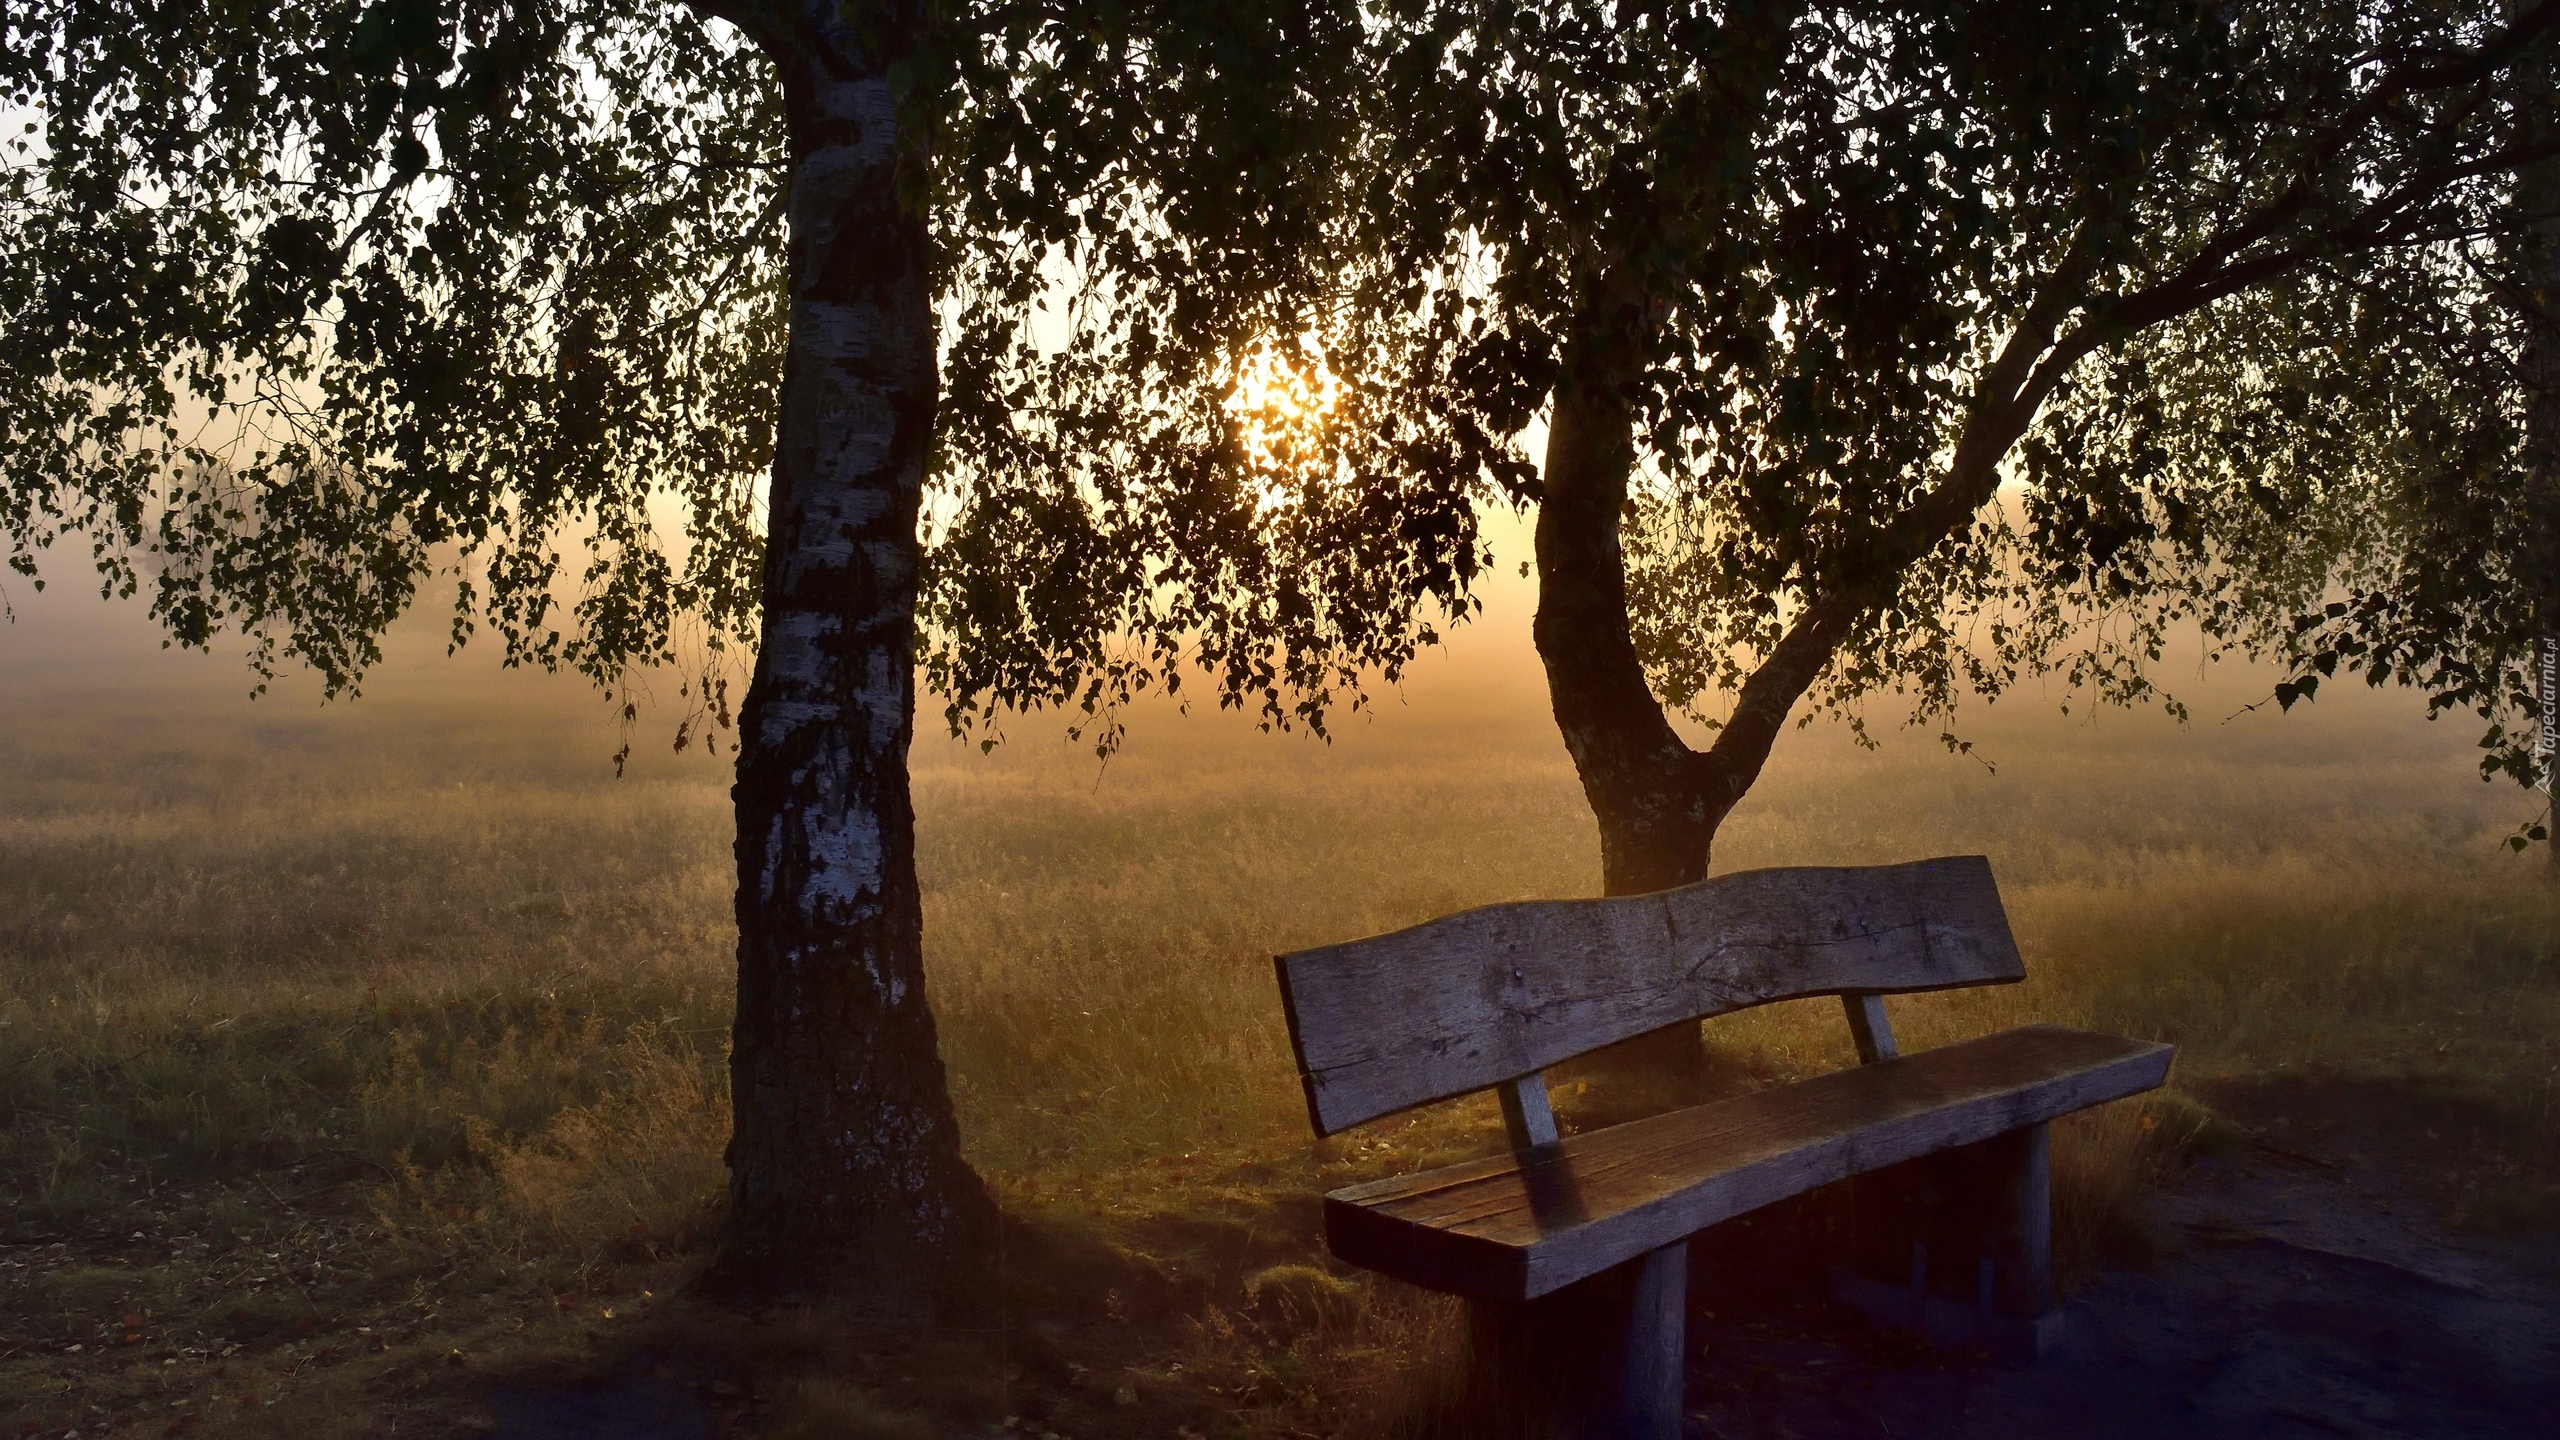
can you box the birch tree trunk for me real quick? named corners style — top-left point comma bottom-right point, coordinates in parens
top-left (718, 0), bottom-right (994, 1306)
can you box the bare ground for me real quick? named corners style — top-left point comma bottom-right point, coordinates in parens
top-left (1681, 1075), bottom-right (2560, 1440)
top-left (453, 1074), bottom-right (2560, 1440)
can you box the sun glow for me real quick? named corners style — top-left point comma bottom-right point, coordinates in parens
top-left (1224, 340), bottom-right (1343, 474)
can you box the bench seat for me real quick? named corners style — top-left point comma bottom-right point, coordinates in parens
top-left (1326, 1024), bottom-right (2171, 1301)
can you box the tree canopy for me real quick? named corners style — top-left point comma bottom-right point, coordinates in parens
top-left (9, 0), bottom-right (2558, 1292)
top-left (2, 0), bottom-right (1355, 705)
top-left (5, 0), bottom-right (780, 687)
top-left (13, 4), bottom-right (2558, 806)
top-left (925, 0), bottom-right (2560, 878)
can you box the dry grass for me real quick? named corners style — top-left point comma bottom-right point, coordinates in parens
top-left (3, 596), bottom-right (2558, 1436)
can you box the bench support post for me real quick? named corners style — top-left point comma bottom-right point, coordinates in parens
top-left (1984, 1121), bottom-right (2052, 1316)
top-left (1498, 1072), bottom-right (1561, 1149)
top-left (1835, 1120), bottom-right (2059, 1359)
top-left (1841, 992), bottom-right (1898, 1062)
top-left (1464, 1241), bottom-right (1686, 1440)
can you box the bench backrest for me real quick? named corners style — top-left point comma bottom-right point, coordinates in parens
top-left (1274, 855), bottom-right (2023, 1137)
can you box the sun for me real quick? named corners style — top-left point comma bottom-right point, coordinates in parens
top-left (1224, 340), bottom-right (1342, 474)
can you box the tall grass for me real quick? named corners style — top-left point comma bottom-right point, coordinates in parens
top-left (3, 602), bottom-right (2557, 1435)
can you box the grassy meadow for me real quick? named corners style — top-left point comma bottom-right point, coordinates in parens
top-left (3, 582), bottom-right (2558, 1438)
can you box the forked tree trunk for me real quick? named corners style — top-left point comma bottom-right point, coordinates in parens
top-left (718, 0), bottom-right (994, 1308)
top-left (1530, 298), bottom-right (2053, 902)
top-left (1525, 4), bottom-right (1812, 909)
top-left (1533, 378), bottom-right (1743, 898)
top-left (1532, 349), bottom-right (1872, 1093)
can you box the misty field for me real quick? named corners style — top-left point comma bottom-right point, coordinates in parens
top-left (4, 606), bottom-right (2558, 1437)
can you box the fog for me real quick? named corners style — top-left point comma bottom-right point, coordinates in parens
top-left (1, 504), bottom-right (2501, 816)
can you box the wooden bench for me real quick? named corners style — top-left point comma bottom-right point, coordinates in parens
top-left (1273, 856), bottom-right (2171, 1438)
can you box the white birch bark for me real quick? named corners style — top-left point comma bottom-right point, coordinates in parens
top-left (715, 0), bottom-right (991, 1305)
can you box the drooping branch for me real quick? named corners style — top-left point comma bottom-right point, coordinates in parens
top-left (2163, 0), bottom-right (2560, 286)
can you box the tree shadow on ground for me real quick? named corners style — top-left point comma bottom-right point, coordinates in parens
top-left (472, 1191), bottom-right (1412, 1440)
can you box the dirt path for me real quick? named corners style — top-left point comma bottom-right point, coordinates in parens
top-left (1686, 1082), bottom-right (2560, 1439)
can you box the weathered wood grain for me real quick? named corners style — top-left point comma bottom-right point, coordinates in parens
top-left (1276, 856), bottom-right (2023, 1136)
top-left (1323, 1025), bottom-right (2171, 1300)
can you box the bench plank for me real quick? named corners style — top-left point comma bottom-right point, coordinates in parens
top-left (1277, 857), bottom-right (2023, 1136)
top-left (1324, 1024), bottom-right (2170, 1300)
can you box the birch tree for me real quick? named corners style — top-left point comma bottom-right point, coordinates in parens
top-left (0, 0), bottom-right (1355, 1307)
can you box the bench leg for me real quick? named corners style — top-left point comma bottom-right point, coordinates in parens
top-left (1982, 1121), bottom-right (2052, 1317)
top-left (1836, 1123), bottom-right (2058, 1358)
top-left (1464, 1241), bottom-right (1685, 1439)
